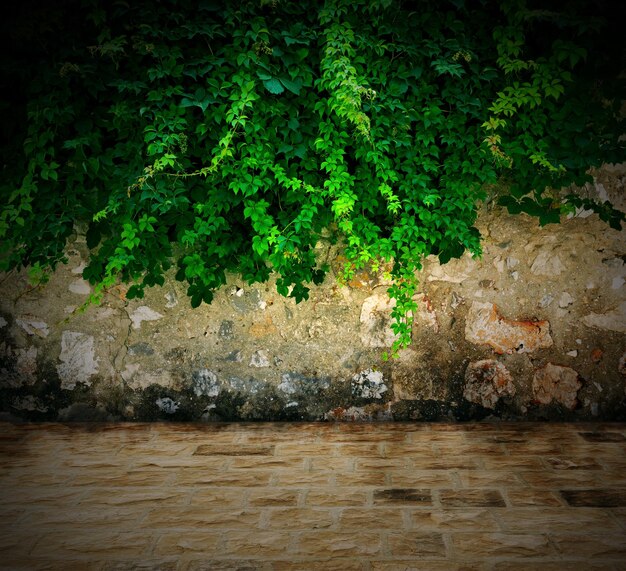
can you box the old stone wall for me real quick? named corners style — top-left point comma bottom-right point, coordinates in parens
top-left (1, 167), bottom-right (625, 421)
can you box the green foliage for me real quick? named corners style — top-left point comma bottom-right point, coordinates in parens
top-left (1, 0), bottom-right (623, 356)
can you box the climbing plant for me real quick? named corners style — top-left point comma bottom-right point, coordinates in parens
top-left (1, 0), bottom-right (624, 357)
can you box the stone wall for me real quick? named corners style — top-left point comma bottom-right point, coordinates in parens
top-left (1, 167), bottom-right (625, 421)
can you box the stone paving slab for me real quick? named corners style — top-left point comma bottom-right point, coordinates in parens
top-left (0, 422), bottom-right (625, 570)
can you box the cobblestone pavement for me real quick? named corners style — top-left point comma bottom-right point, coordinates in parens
top-left (0, 422), bottom-right (625, 570)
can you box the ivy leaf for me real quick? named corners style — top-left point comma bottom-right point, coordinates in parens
top-left (263, 78), bottom-right (285, 94)
top-left (280, 77), bottom-right (302, 95)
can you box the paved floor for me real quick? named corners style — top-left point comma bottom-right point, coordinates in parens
top-left (0, 422), bottom-right (625, 571)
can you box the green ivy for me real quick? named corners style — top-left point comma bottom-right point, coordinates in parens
top-left (1, 0), bottom-right (623, 356)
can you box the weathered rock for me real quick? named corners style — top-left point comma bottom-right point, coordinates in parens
top-left (127, 342), bottom-right (154, 356)
top-left (463, 360), bottom-right (515, 409)
top-left (57, 331), bottom-right (99, 390)
top-left (218, 320), bottom-right (234, 339)
top-left (529, 248), bottom-right (565, 276)
top-left (155, 397), bottom-right (179, 414)
top-left (164, 290), bottom-right (178, 308)
top-left (351, 369), bottom-right (388, 399)
top-left (130, 306), bottom-right (163, 329)
top-left (68, 279), bottom-right (91, 295)
top-left (532, 363), bottom-right (582, 410)
top-left (465, 301), bottom-right (553, 354)
top-left (15, 316), bottom-right (49, 338)
top-left (360, 293), bottom-right (397, 348)
top-left (225, 377), bottom-right (266, 394)
top-left (558, 292), bottom-right (574, 308)
top-left (278, 373), bottom-right (331, 396)
top-left (619, 352), bottom-right (626, 376)
top-left (11, 395), bottom-right (48, 413)
top-left (192, 369), bottom-right (220, 397)
top-left (223, 350), bottom-right (243, 362)
top-left (229, 287), bottom-right (266, 312)
top-left (582, 302), bottom-right (626, 333)
top-left (539, 294), bottom-right (554, 308)
top-left (249, 350), bottom-right (270, 368)
top-left (324, 404), bottom-right (393, 421)
top-left (415, 294), bottom-right (439, 332)
top-left (0, 316), bottom-right (7, 328)
top-left (426, 254), bottom-right (474, 283)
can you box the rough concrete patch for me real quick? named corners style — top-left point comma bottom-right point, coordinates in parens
top-left (56, 331), bottom-right (99, 390)
top-left (465, 301), bottom-right (552, 354)
top-left (463, 360), bottom-right (515, 409)
top-left (16, 346), bottom-right (38, 384)
top-left (532, 363), bottom-right (582, 410)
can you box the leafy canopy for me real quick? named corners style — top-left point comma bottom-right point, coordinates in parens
top-left (1, 0), bottom-right (624, 356)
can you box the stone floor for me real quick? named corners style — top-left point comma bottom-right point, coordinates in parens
top-left (0, 422), bottom-right (625, 571)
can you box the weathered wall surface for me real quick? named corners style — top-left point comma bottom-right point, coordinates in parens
top-left (1, 167), bottom-right (625, 421)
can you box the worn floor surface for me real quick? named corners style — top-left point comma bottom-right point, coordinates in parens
top-left (0, 422), bottom-right (625, 571)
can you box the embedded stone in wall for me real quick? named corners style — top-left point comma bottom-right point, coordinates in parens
top-left (278, 373), bottom-right (331, 396)
top-left (155, 397), bottom-right (179, 414)
top-left (12, 395), bottom-right (48, 413)
top-left (192, 369), bottom-right (220, 397)
top-left (218, 320), bottom-right (234, 339)
top-left (68, 279), bottom-right (91, 295)
top-left (352, 369), bottom-right (388, 399)
top-left (619, 352), bottom-right (626, 376)
top-left (127, 342), bottom-right (154, 356)
top-left (249, 350), bottom-right (270, 368)
top-left (56, 331), bottom-right (99, 390)
top-left (225, 377), bottom-right (266, 395)
top-left (415, 294), bottom-right (439, 332)
top-left (360, 293), bottom-right (397, 348)
top-left (426, 254), bottom-right (473, 283)
top-left (465, 301), bottom-right (552, 354)
top-left (15, 316), bottom-right (49, 338)
top-left (529, 247), bottom-right (565, 276)
top-left (229, 287), bottom-right (266, 312)
top-left (130, 306), bottom-right (164, 329)
top-left (532, 363), bottom-right (582, 410)
top-left (164, 290), bottom-right (178, 308)
top-left (463, 360), bottom-right (515, 409)
top-left (581, 302), bottom-right (626, 333)
top-left (0, 316), bottom-right (7, 328)
top-left (324, 404), bottom-right (393, 421)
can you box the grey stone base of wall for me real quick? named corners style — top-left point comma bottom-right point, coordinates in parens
top-left (1, 167), bottom-right (626, 422)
